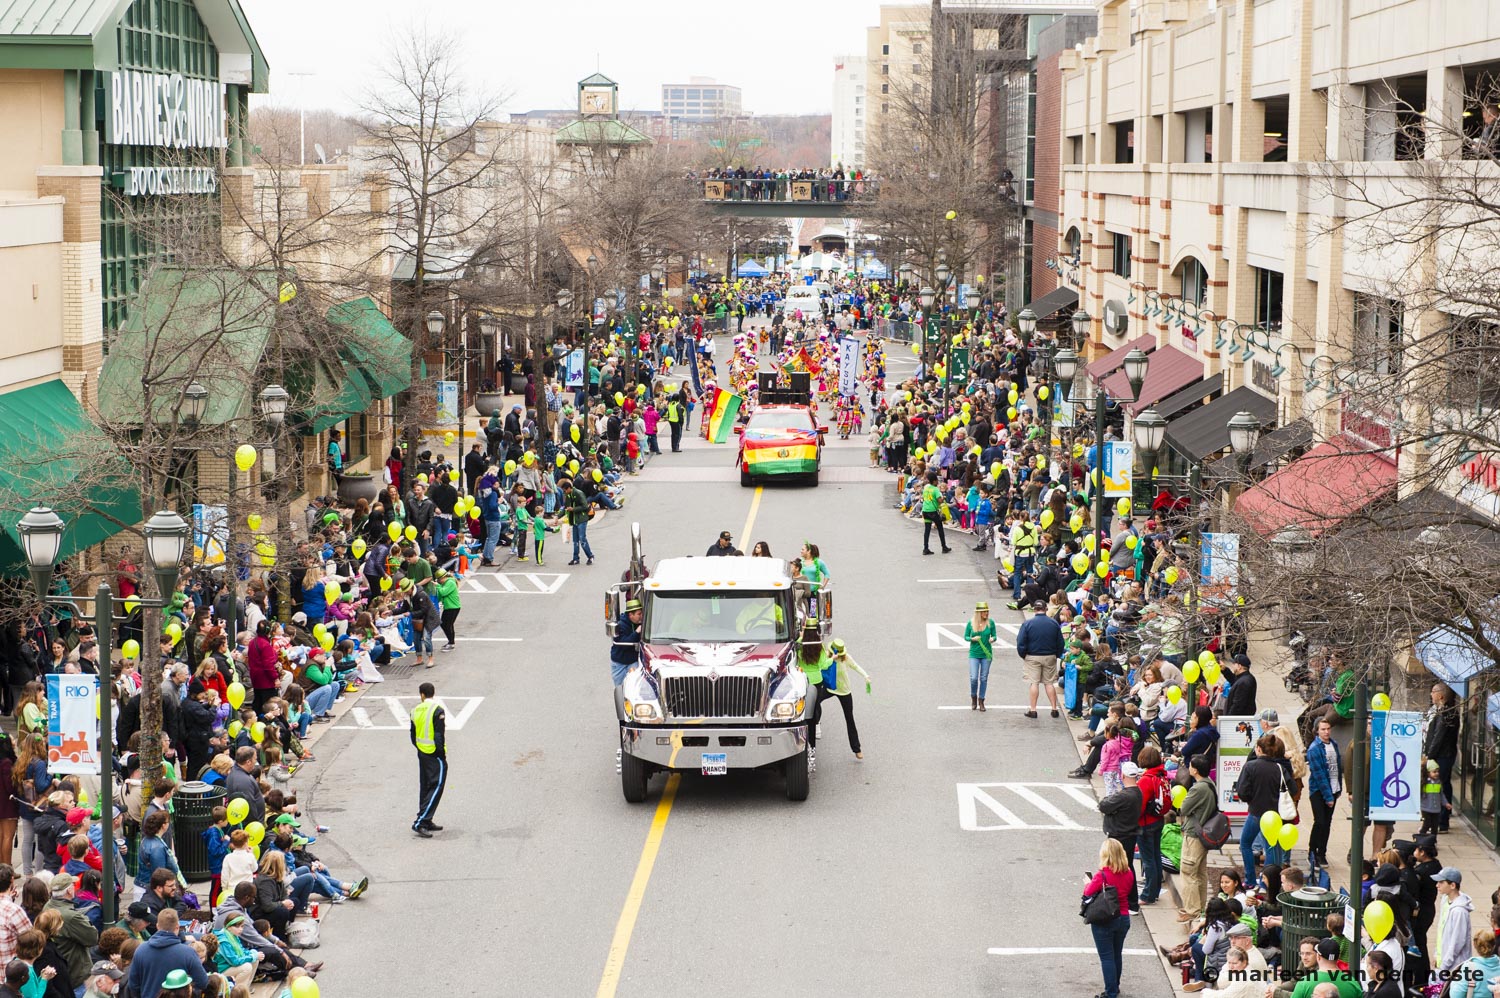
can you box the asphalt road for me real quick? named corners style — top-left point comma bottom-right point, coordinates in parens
top-left (293, 324), bottom-right (1172, 997)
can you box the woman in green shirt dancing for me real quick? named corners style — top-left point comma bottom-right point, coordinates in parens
top-left (965, 602), bottom-right (997, 711)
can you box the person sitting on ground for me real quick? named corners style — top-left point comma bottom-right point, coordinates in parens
top-left (209, 915), bottom-right (259, 989)
top-left (211, 881), bottom-right (318, 981)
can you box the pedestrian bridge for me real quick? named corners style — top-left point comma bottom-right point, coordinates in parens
top-left (697, 178), bottom-right (875, 219)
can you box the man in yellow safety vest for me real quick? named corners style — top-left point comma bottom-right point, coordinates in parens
top-left (410, 682), bottom-right (447, 838)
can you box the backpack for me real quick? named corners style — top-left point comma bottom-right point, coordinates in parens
top-left (1198, 805), bottom-right (1231, 849)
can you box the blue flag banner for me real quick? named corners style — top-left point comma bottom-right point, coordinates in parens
top-left (1369, 709), bottom-right (1421, 822)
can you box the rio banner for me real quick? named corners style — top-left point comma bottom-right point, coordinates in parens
top-left (1369, 709), bottom-right (1421, 822)
top-left (46, 675), bottom-right (100, 775)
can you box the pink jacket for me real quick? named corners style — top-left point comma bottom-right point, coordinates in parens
top-left (1099, 735), bottom-right (1132, 774)
top-left (643, 407), bottom-right (660, 433)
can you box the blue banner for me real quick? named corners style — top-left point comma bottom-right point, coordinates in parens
top-left (1369, 709), bottom-right (1421, 822)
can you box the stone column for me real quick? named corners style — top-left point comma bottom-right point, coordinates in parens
top-left (35, 166), bottom-right (103, 406)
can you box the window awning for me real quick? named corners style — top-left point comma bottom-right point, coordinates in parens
top-left (1205, 417), bottom-right (1311, 479)
top-left (326, 297), bottom-right (413, 400)
top-left (1100, 344), bottom-right (1205, 416)
top-left (1415, 623), bottom-right (1497, 698)
top-left (1154, 373), bottom-right (1223, 422)
top-left (1165, 385), bottom-right (1278, 462)
top-left (1086, 333), bottom-right (1156, 379)
top-left (1233, 433), bottom-right (1398, 537)
top-left (0, 381), bottom-right (140, 573)
top-left (1023, 284), bottom-right (1078, 320)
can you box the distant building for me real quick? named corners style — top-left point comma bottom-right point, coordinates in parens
top-left (831, 56), bottom-right (868, 169)
top-left (661, 77), bottom-right (743, 121)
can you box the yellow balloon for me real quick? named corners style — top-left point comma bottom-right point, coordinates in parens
top-left (1125, 535), bottom-right (1138, 549)
top-left (1165, 685), bottom-right (1182, 704)
top-left (226, 682), bottom-right (246, 709)
top-left (388, 522), bottom-right (402, 541)
top-left (323, 582), bottom-right (341, 603)
top-left (1171, 784), bottom-right (1188, 808)
top-left (1204, 664), bottom-right (1222, 686)
top-left (568, 460), bottom-right (580, 475)
top-left (244, 820), bottom-right (265, 846)
top-left (1069, 515), bottom-right (1083, 532)
top-left (1037, 386), bottom-right (1050, 401)
top-left (1039, 509), bottom-right (1054, 529)
top-left (1364, 899), bottom-right (1394, 943)
top-left (570, 425), bottom-right (581, 443)
top-left (228, 720), bottom-right (242, 738)
top-left (226, 798), bottom-right (249, 824)
top-left (591, 469), bottom-right (603, 482)
top-left (911, 344), bottom-right (920, 356)
top-left (251, 722), bottom-right (267, 744)
top-left (1006, 407), bottom-right (1017, 421)
top-left (1164, 566), bottom-right (1179, 584)
top-left (121, 639), bottom-right (140, 660)
top-left (1071, 553), bottom-right (1090, 575)
top-left (615, 392), bottom-right (625, 405)
top-left (449, 469), bottom-right (460, 482)
top-left (312, 623), bottom-right (326, 640)
top-left (1095, 561), bottom-right (1109, 578)
top-left (468, 507), bottom-right (480, 520)
top-left (990, 462), bottom-right (1002, 479)
top-left (234, 444), bottom-right (256, 471)
top-left (404, 525), bottom-right (418, 541)
top-left (380, 576), bottom-right (392, 591)
top-left (1277, 823), bottom-right (1300, 852)
top-left (247, 513), bottom-right (262, 532)
top-left (1183, 662), bottom-right (1201, 684)
top-left (945, 209), bottom-right (957, 220)
top-left (1083, 534), bottom-right (1097, 552)
top-left (556, 453), bottom-right (567, 467)
top-left (1008, 389), bottom-right (1019, 405)
top-left (522, 452), bottom-right (536, 466)
top-left (1258, 810), bottom-right (1283, 839)
top-left (444, 432), bottom-right (455, 446)
top-left (504, 460), bottom-right (517, 476)
top-left (1116, 498), bottom-right (1132, 517)
top-left (124, 595), bottom-right (140, 614)
top-left (1198, 650), bottom-right (1216, 667)
top-left (1371, 692), bottom-right (1392, 711)
top-left (418, 473), bottom-right (429, 484)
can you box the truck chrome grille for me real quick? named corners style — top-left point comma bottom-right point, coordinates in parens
top-left (661, 675), bottom-right (765, 718)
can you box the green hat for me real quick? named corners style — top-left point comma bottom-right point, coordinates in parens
top-left (162, 970), bottom-right (192, 989)
top-left (975, 601), bottom-right (989, 611)
top-left (625, 599), bottom-right (643, 613)
top-left (830, 638), bottom-right (846, 653)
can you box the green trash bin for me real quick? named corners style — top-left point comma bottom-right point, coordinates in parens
top-left (171, 781), bottom-right (226, 881)
top-left (1278, 885), bottom-right (1348, 964)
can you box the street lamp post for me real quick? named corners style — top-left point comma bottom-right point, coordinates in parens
top-left (584, 254), bottom-right (598, 444)
top-left (17, 506), bottom-right (190, 926)
top-left (1053, 331), bottom-right (1150, 569)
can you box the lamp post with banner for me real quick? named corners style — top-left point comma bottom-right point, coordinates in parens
top-left (1053, 331), bottom-right (1150, 566)
top-left (16, 506), bottom-right (190, 926)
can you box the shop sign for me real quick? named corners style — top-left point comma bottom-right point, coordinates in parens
top-left (1338, 399), bottom-right (1395, 452)
top-left (111, 166), bottom-right (218, 196)
top-left (107, 69), bottom-right (227, 149)
top-left (1250, 360), bottom-right (1277, 396)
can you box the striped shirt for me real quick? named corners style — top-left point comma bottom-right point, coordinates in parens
top-left (0, 896), bottom-right (31, 964)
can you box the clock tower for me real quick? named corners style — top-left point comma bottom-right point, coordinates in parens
top-left (577, 72), bottom-right (618, 118)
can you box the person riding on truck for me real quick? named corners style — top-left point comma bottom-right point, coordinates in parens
top-left (611, 599), bottom-right (644, 685)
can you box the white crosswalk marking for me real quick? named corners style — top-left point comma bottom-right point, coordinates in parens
top-left (334, 696), bottom-right (483, 731)
top-left (457, 572), bottom-right (569, 594)
top-left (956, 782), bottom-right (1096, 831)
top-left (926, 622), bottom-right (1019, 651)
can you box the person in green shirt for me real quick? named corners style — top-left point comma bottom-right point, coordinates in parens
top-left (432, 568), bottom-right (462, 652)
top-left (1276, 937), bottom-right (1361, 998)
top-left (820, 638), bottom-right (871, 759)
top-left (795, 626), bottom-right (829, 754)
top-left (799, 542), bottom-right (830, 592)
top-left (964, 602), bottom-right (997, 711)
top-left (920, 471), bottom-right (951, 555)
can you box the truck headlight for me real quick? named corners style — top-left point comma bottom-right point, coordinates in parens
top-left (768, 697), bottom-right (805, 720)
top-left (632, 702), bottom-right (659, 720)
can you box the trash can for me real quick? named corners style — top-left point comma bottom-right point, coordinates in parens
top-left (1278, 886), bottom-right (1347, 962)
top-left (171, 781), bottom-right (226, 881)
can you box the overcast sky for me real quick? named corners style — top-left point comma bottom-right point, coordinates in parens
top-left (240, 0), bottom-right (888, 118)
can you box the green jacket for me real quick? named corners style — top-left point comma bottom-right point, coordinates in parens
top-left (304, 659), bottom-right (333, 688)
top-left (564, 488), bottom-right (590, 526)
top-left (1180, 777), bottom-right (1218, 838)
top-left (433, 575), bottom-right (461, 610)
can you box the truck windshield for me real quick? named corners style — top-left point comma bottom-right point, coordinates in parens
top-left (644, 592), bottom-right (790, 643)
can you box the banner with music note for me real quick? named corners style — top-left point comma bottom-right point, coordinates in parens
top-left (1369, 709), bottom-right (1421, 822)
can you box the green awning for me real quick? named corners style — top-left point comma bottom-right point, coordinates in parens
top-left (97, 266), bottom-right (278, 426)
top-left (0, 381), bottom-right (140, 572)
top-left (305, 358), bottom-right (371, 435)
top-left (326, 297), bottom-right (413, 399)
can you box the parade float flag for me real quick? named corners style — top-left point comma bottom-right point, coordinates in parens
top-left (740, 432), bottom-right (819, 474)
top-left (797, 347), bottom-right (822, 375)
top-left (706, 388), bottom-right (743, 443)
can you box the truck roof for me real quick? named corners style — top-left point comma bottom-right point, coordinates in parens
top-left (644, 556), bottom-right (793, 591)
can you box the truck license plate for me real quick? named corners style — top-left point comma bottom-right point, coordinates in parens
top-left (701, 753), bottom-right (727, 776)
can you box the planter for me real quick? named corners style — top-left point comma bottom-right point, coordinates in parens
top-left (474, 391), bottom-right (507, 418)
top-left (336, 474), bottom-right (380, 506)
top-left (507, 372), bottom-right (528, 394)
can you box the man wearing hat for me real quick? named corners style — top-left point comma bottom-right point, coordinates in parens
top-left (411, 682), bottom-right (447, 838)
top-left (1223, 653), bottom-right (1257, 716)
top-left (1434, 866), bottom-right (1475, 983)
top-left (611, 599), bottom-right (645, 685)
top-left (1223, 921), bottom-right (1268, 980)
top-left (83, 959), bottom-right (124, 998)
top-left (1015, 601), bottom-right (1064, 719)
top-left (706, 531), bottom-right (742, 557)
top-left (818, 638), bottom-right (871, 760)
top-left (115, 901), bottom-right (153, 942)
top-left (44, 873), bottom-right (97, 986)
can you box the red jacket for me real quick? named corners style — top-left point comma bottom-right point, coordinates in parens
top-left (1137, 765), bottom-right (1170, 828)
top-left (247, 636), bottom-right (279, 691)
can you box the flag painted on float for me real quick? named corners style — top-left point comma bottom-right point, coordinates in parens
top-left (707, 388), bottom-right (743, 443)
top-left (741, 436), bottom-right (819, 474)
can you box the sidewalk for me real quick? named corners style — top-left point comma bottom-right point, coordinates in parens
top-left (1076, 624), bottom-right (1500, 993)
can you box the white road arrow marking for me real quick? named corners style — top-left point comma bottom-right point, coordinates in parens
top-left (927, 623), bottom-right (1017, 651)
top-left (956, 782), bottom-right (1097, 831)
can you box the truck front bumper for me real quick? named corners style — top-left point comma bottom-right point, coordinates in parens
top-left (620, 723), bottom-right (809, 770)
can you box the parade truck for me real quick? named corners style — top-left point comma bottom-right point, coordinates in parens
top-left (606, 524), bottom-right (833, 802)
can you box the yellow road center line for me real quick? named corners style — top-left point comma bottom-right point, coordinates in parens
top-left (595, 487), bottom-right (762, 998)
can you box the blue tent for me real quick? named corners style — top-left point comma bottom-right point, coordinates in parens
top-left (734, 259), bottom-right (769, 277)
top-left (861, 259), bottom-right (889, 279)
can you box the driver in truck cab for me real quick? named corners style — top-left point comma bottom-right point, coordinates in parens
top-left (611, 599), bottom-right (644, 685)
